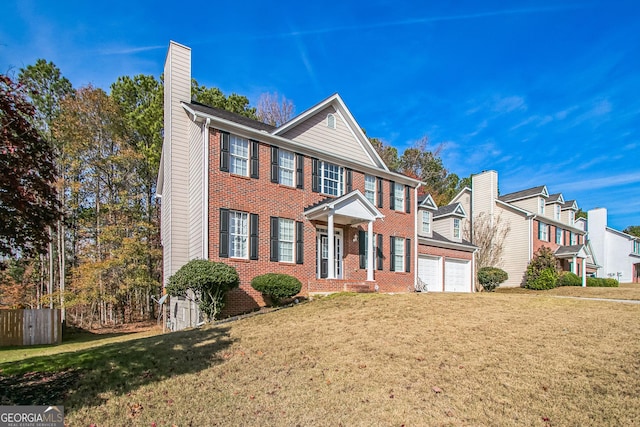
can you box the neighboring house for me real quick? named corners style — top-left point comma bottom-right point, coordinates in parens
top-left (454, 170), bottom-right (588, 287)
top-left (586, 208), bottom-right (640, 283)
top-left (416, 195), bottom-right (477, 292)
top-left (157, 42), bottom-right (423, 330)
top-left (573, 217), bottom-right (601, 276)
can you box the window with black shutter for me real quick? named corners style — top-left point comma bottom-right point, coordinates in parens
top-left (270, 217), bottom-right (279, 261)
top-left (405, 185), bottom-right (411, 213)
top-left (296, 154), bottom-right (304, 189)
top-left (377, 178), bottom-right (383, 208)
top-left (376, 233), bottom-right (383, 270)
top-left (250, 214), bottom-right (259, 260)
top-left (219, 132), bottom-right (230, 172)
top-left (346, 169), bottom-right (353, 192)
top-left (405, 238), bottom-right (411, 272)
top-left (359, 230), bottom-right (366, 269)
top-left (390, 236), bottom-right (396, 271)
top-left (250, 140), bottom-right (259, 178)
top-left (219, 208), bottom-right (229, 257)
top-left (389, 180), bottom-right (395, 210)
top-left (312, 158), bottom-right (319, 193)
top-left (270, 146), bottom-right (279, 183)
top-left (296, 221), bottom-right (304, 264)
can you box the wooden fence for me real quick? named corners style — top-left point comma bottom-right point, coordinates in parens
top-left (0, 309), bottom-right (62, 346)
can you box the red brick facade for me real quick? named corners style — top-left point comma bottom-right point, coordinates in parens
top-left (533, 220), bottom-right (584, 274)
top-left (207, 129), bottom-right (416, 315)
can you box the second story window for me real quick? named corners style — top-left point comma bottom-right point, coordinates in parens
top-left (538, 222), bottom-right (549, 241)
top-left (320, 161), bottom-right (343, 196)
top-left (556, 227), bottom-right (563, 245)
top-left (422, 211), bottom-right (431, 234)
top-left (394, 183), bottom-right (404, 212)
top-left (539, 198), bottom-right (545, 215)
top-left (453, 218), bottom-right (461, 239)
top-left (555, 205), bottom-right (561, 221)
top-left (230, 135), bottom-right (249, 176)
top-left (364, 175), bottom-right (376, 205)
top-left (634, 240), bottom-right (640, 255)
top-left (570, 232), bottom-right (577, 245)
top-left (278, 149), bottom-right (295, 187)
top-left (569, 211), bottom-right (575, 225)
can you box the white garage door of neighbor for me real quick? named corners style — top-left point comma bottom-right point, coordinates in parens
top-left (444, 259), bottom-right (471, 292)
top-left (418, 256), bottom-right (442, 292)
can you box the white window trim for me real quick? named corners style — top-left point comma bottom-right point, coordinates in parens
top-left (364, 175), bottom-right (376, 205)
top-left (278, 149), bottom-right (295, 187)
top-left (421, 211), bottom-right (431, 235)
top-left (229, 135), bottom-right (249, 177)
top-left (539, 198), bottom-right (545, 215)
top-left (319, 161), bottom-right (344, 196)
top-left (394, 183), bottom-right (404, 212)
top-left (556, 227), bottom-right (563, 245)
top-left (394, 237), bottom-right (405, 272)
top-left (539, 222), bottom-right (549, 242)
top-left (453, 218), bottom-right (461, 239)
top-left (278, 218), bottom-right (295, 263)
top-left (229, 210), bottom-right (248, 259)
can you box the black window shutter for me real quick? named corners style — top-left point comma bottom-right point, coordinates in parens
top-left (389, 181), bottom-right (395, 210)
top-left (250, 140), bottom-right (259, 179)
top-left (405, 186), bottom-right (411, 213)
top-left (270, 146), bottom-right (279, 183)
top-left (346, 169), bottom-right (353, 192)
top-left (359, 230), bottom-right (366, 269)
top-left (250, 214), bottom-right (259, 260)
top-left (296, 221), bottom-right (304, 264)
top-left (219, 208), bottom-right (229, 258)
top-left (312, 158), bottom-right (319, 193)
top-left (296, 154), bottom-right (304, 189)
top-left (377, 178), bottom-right (383, 208)
top-left (376, 233), bottom-right (383, 270)
top-left (405, 238), bottom-right (411, 272)
top-left (270, 217), bottom-right (279, 262)
top-left (390, 236), bottom-right (396, 271)
top-left (220, 132), bottom-right (230, 172)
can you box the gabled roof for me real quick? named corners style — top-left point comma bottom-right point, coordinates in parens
top-left (555, 245), bottom-right (587, 259)
top-left (562, 200), bottom-right (578, 211)
top-left (546, 193), bottom-right (565, 204)
top-left (450, 186), bottom-right (471, 204)
top-left (303, 190), bottom-right (384, 225)
top-left (186, 100), bottom-right (276, 132)
top-left (418, 194), bottom-right (438, 210)
top-left (498, 185), bottom-right (548, 202)
top-left (433, 203), bottom-right (466, 219)
top-left (272, 93), bottom-right (389, 171)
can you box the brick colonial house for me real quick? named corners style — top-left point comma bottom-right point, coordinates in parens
top-left (158, 41), bottom-right (427, 329)
top-left (453, 170), bottom-right (589, 287)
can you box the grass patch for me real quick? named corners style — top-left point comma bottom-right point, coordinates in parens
top-left (497, 282), bottom-right (640, 300)
top-left (2, 292), bottom-right (639, 425)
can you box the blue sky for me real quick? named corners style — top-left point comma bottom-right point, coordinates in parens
top-left (1, 1), bottom-right (638, 230)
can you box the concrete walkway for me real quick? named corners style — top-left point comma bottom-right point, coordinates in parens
top-left (553, 296), bottom-right (640, 304)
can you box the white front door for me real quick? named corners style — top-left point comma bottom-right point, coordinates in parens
top-left (317, 228), bottom-right (343, 279)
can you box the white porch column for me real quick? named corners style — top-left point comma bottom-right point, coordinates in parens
top-left (367, 220), bottom-right (374, 281)
top-left (582, 258), bottom-right (587, 287)
top-left (571, 256), bottom-right (577, 274)
top-left (327, 212), bottom-right (335, 279)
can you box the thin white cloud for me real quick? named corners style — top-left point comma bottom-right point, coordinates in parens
top-left (98, 45), bottom-right (165, 55)
top-left (492, 95), bottom-right (527, 113)
top-left (556, 172), bottom-right (640, 193)
top-left (244, 5), bottom-right (584, 40)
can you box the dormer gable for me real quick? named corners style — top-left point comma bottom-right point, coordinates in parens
top-left (418, 194), bottom-right (438, 211)
top-left (432, 202), bottom-right (466, 242)
top-left (272, 94), bottom-right (388, 171)
top-left (499, 185), bottom-right (548, 213)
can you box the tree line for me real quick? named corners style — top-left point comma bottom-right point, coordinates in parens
top-left (1, 59), bottom-right (472, 327)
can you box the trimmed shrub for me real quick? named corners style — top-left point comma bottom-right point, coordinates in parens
top-left (558, 272), bottom-right (582, 287)
top-left (526, 268), bottom-right (558, 290)
top-left (477, 267), bottom-right (509, 292)
top-left (166, 259), bottom-right (239, 320)
top-left (587, 277), bottom-right (619, 287)
top-left (251, 273), bottom-right (302, 305)
top-left (523, 247), bottom-right (560, 290)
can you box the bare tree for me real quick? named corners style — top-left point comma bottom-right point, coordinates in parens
top-left (464, 212), bottom-right (511, 270)
top-left (256, 92), bottom-right (295, 127)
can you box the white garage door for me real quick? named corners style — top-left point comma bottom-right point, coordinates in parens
top-left (418, 256), bottom-right (442, 292)
top-left (444, 259), bottom-right (471, 292)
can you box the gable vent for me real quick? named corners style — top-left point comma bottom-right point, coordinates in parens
top-left (327, 113), bottom-right (336, 129)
